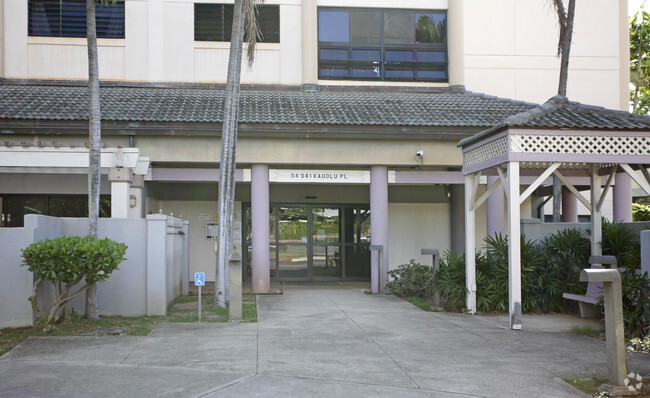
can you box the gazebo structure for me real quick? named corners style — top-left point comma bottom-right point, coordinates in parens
top-left (458, 95), bottom-right (650, 330)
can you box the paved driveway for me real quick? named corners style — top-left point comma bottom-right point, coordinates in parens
top-left (2, 284), bottom-right (648, 397)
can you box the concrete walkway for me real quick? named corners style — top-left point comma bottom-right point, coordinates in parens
top-left (1, 285), bottom-right (649, 397)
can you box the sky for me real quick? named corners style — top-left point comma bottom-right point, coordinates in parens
top-left (630, 0), bottom-right (648, 16)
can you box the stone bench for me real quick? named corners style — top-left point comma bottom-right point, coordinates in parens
top-left (562, 255), bottom-right (618, 319)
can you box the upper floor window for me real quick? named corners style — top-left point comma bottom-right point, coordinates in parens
top-left (194, 4), bottom-right (280, 43)
top-left (28, 0), bottom-right (125, 39)
top-left (318, 8), bottom-right (447, 82)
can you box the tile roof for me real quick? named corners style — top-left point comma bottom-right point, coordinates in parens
top-left (458, 95), bottom-right (650, 147)
top-left (0, 83), bottom-right (538, 128)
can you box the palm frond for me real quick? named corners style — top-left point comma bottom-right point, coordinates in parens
top-left (550, 0), bottom-right (567, 58)
top-left (243, 0), bottom-right (263, 68)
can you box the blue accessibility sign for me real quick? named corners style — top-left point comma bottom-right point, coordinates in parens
top-left (194, 272), bottom-right (205, 287)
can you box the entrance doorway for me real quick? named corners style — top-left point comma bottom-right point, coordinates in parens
top-left (244, 204), bottom-right (371, 282)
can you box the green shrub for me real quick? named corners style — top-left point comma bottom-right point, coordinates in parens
top-left (434, 251), bottom-right (468, 312)
top-left (21, 236), bottom-right (127, 329)
top-left (386, 259), bottom-right (433, 300)
top-left (540, 228), bottom-right (590, 312)
top-left (475, 234), bottom-right (548, 314)
top-left (601, 219), bottom-right (640, 270)
top-left (633, 203), bottom-right (650, 222)
top-left (620, 269), bottom-right (650, 338)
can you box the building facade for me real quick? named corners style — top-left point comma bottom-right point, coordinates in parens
top-left (0, 0), bottom-right (632, 290)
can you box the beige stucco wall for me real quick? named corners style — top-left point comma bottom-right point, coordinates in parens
top-left (388, 203), bottom-right (450, 270)
top-left (464, 0), bottom-right (626, 109)
top-left (0, 173), bottom-right (110, 194)
top-left (158, 199), bottom-right (218, 281)
top-left (135, 135), bottom-right (463, 167)
top-left (2, 0), bottom-right (627, 110)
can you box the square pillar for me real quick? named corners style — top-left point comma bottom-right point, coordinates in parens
top-left (561, 187), bottom-right (578, 222)
top-left (464, 174), bottom-right (477, 313)
top-left (613, 172), bottom-right (632, 222)
top-left (370, 166), bottom-right (389, 292)
top-left (109, 167), bottom-right (132, 219)
top-left (146, 214), bottom-right (167, 316)
top-left (251, 164), bottom-right (270, 293)
top-left (507, 161), bottom-right (522, 330)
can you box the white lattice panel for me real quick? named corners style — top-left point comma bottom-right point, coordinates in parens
top-left (511, 135), bottom-right (650, 155)
top-left (463, 136), bottom-right (508, 168)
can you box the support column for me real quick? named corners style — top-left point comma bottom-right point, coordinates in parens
top-left (450, 184), bottom-right (465, 255)
top-left (301, 0), bottom-right (318, 85)
top-left (251, 164), bottom-right (270, 293)
top-left (507, 162), bottom-right (522, 330)
top-left (613, 172), bottom-right (632, 222)
top-left (561, 187), bottom-right (578, 222)
top-left (109, 167), bottom-right (132, 218)
top-left (486, 176), bottom-right (505, 238)
top-left (591, 164), bottom-right (603, 259)
top-left (464, 174), bottom-right (476, 313)
top-left (447, 0), bottom-right (465, 88)
top-left (370, 166), bottom-right (389, 292)
top-left (553, 176), bottom-right (562, 222)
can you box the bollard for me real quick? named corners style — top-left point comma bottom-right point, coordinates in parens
top-left (421, 248), bottom-right (440, 307)
top-left (580, 268), bottom-right (626, 391)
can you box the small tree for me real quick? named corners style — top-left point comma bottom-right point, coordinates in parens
top-left (21, 236), bottom-right (126, 330)
top-left (631, 8), bottom-right (650, 114)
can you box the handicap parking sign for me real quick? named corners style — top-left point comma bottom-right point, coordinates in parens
top-left (194, 272), bottom-right (205, 287)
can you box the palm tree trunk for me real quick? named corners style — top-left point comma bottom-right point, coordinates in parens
top-left (557, 0), bottom-right (575, 96)
top-left (552, 0), bottom-right (575, 221)
top-left (215, 0), bottom-right (245, 308)
top-left (85, 0), bottom-right (101, 319)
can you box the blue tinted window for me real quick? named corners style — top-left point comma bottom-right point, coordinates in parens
top-left (415, 13), bottom-right (446, 43)
top-left (351, 67), bottom-right (380, 78)
top-left (319, 11), bottom-right (349, 42)
top-left (417, 69), bottom-right (447, 79)
top-left (386, 51), bottom-right (414, 62)
top-left (320, 49), bottom-right (349, 61)
top-left (386, 68), bottom-right (415, 79)
top-left (28, 0), bottom-right (125, 39)
top-left (318, 7), bottom-right (447, 82)
top-left (320, 66), bottom-right (349, 78)
top-left (350, 50), bottom-right (380, 62)
top-left (416, 51), bottom-right (446, 63)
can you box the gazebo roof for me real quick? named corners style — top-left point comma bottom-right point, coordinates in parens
top-left (458, 96), bottom-right (650, 176)
top-left (458, 96), bottom-right (650, 331)
top-left (458, 96), bottom-right (650, 148)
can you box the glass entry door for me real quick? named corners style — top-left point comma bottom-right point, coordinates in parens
top-left (243, 204), bottom-right (370, 282)
top-left (275, 206), bottom-right (342, 281)
top-left (311, 207), bottom-right (341, 280)
top-left (276, 206), bottom-right (310, 280)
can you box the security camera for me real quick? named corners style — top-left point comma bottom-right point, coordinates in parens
top-left (415, 150), bottom-right (424, 158)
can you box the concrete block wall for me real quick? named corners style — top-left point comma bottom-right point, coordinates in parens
top-left (0, 214), bottom-right (187, 328)
top-left (0, 227), bottom-right (36, 328)
top-left (520, 219), bottom-right (590, 244)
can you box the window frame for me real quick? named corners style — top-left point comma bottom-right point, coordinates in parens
top-left (194, 3), bottom-right (280, 44)
top-left (317, 7), bottom-right (448, 83)
top-left (28, 0), bottom-right (125, 39)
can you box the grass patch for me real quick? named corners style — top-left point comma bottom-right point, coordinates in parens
top-left (570, 325), bottom-right (603, 338)
top-left (562, 374), bottom-right (607, 396)
top-left (166, 295), bottom-right (257, 323)
top-left (0, 314), bottom-right (160, 357)
top-left (405, 297), bottom-right (440, 312)
top-left (0, 295), bottom-right (257, 357)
